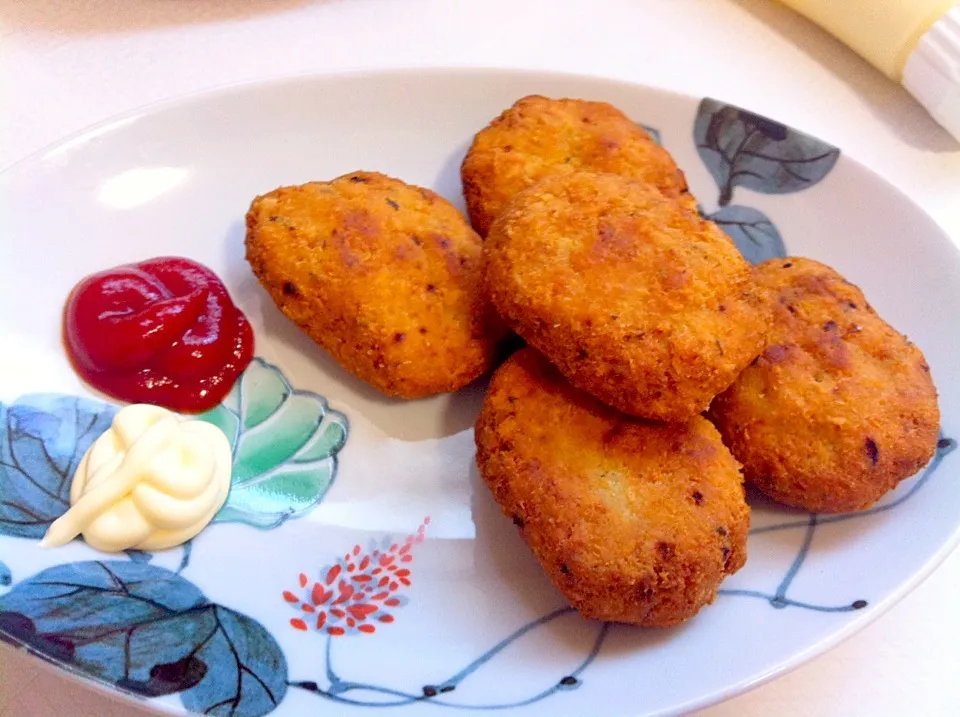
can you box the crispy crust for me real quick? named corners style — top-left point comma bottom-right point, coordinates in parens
top-left (709, 257), bottom-right (940, 512)
top-left (245, 171), bottom-right (502, 398)
top-left (475, 348), bottom-right (749, 626)
top-left (461, 95), bottom-right (693, 236)
top-left (484, 171), bottom-right (769, 422)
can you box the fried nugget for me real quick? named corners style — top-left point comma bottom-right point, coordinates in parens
top-left (461, 95), bottom-right (693, 236)
top-left (246, 171), bottom-right (502, 398)
top-left (485, 171), bottom-right (769, 422)
top-left (709, 257), bottom-right (940, 513)
top-left (475, 348), bottom-right (749, 626)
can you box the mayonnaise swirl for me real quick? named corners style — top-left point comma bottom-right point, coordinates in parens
top-left (41, 404), bottom-right (232, 552)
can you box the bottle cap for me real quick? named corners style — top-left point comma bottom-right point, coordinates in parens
top-left (902, 6), bottom-right (960, 142)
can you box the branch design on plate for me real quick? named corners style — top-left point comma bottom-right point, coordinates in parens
top-left (688, 99), bottom-right (840, 263)
top-left (720, 435), bottom-right (957, 612)
top-left (289, 608), bottom-right (609, 709)
top-left (283, 519), bottom-right (611, 708)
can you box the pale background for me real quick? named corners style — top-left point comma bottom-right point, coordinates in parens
top-left (1, 0), bottom-right (959, 715)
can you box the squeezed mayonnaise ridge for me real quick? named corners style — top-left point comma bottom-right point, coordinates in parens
top-left (41, 404), bottom-right (232, 552)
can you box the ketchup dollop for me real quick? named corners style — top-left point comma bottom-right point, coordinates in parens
top-left (64, 257), bottom-right (254, 413)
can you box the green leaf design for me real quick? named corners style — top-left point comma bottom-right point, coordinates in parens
top-left (199, 359), bottom-right (348, 529)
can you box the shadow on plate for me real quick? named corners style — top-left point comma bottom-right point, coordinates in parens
top-left (433, 141), bottom-right (472, 216)
top-left (221, 219), bottom-right (487, 442)
top-left (468, 463), bottom-right (695, 657)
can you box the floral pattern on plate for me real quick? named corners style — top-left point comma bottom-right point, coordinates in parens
top-left (201, 358), bottom-right (349, 529)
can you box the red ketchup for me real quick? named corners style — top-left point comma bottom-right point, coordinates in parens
top-left (63, 257), bottom-right (254, 413)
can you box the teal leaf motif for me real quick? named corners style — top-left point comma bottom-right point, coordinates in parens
top-left (0, 561), bottom-right (10, 586)
top-left (0, 395), bottom-right (117, 538)
top-left (200, 358), bottom-right (349, 529)
top-left (710, 205), bottom-right (786, 264)
top-left (694, 98), bottom-right (839, 206)
top-left (0, 560), bottom-right (287, 717)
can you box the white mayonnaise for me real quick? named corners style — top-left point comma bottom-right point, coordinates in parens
top-left (41, 404), bottom-right (232, 552)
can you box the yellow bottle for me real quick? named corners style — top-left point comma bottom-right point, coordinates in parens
top-left (776, 0), bottom-right (960, 140)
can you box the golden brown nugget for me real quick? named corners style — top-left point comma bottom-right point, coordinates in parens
top-left (475, 348), bottom-right (749, 626)
top-left (485, 171), bottom-right (769, 422)
top-left (710, 257), bottom-right (940, 513)
top-left (461, 95), bottom-right (693, 236)
top-left (246, 171), bottom-right (502, 398)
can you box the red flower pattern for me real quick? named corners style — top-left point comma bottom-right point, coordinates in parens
top-left (284, 518), bottom-right (429, 637)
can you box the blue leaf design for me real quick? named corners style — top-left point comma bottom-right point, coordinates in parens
top-left (709, 205), bottom-right (787, 264)
top-left (199, 358), bottom-right (349, 529)
top-left (181, 606), bottom-right (289, 716)
top-left (0, 560), bottom-right (287, 716)
top-left (0, 395), bottom-right (117, 538)
top-left (694, 98), bottom-right (839, 206)
top-left (0, 561), bottom-right (10, 587)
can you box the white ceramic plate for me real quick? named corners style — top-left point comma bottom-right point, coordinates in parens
top-left (1, 69), bottom-right (958, 717)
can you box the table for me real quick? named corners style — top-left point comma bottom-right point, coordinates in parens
top-left (1, 0), bottom-right (959, 714)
